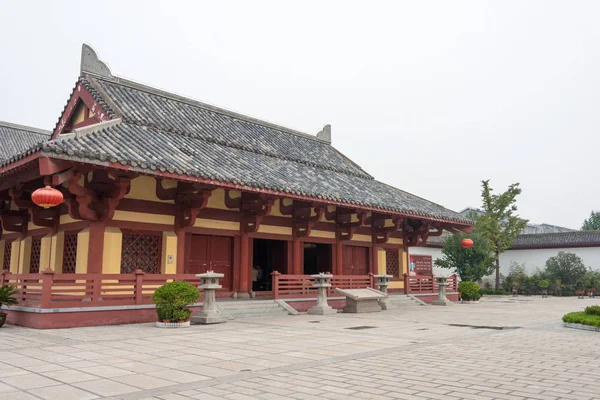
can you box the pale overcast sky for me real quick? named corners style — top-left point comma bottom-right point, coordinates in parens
top-left (1, 1), bottom-right (598, 229)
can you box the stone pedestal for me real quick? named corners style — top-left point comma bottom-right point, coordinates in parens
top-left (374, 274), bottom-right (394, 310)
top-left (432, 276), bottom-right (451, 306)
top-left (191, 271), bottom-right (227, 325)
top-left (307, 273), bottom-right (337, 315)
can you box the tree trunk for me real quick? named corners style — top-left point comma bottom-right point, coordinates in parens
top-left (495, 252), bottom-right (500, 290)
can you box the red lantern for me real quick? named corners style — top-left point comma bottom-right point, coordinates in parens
top-left (31, 186), bottom-right (63, 209)
top-left (461, 238), bottom-right (474, 248)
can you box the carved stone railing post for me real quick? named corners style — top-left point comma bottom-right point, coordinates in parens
top-left (374, 274), bottom-right (394, 310)
top-left (432, 276), bottom-right (451, 306)
top-left (307, 273), bottom-right (337, 315)
top-left (191, 270), bottom-right (227, 325)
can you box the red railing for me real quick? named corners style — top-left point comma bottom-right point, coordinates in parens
top-left (271, 272), bottom-right (373, 299)
top-left (403, 274), bottom-right (458, 294)
top-left (0, 269), bottom-right (203, 309)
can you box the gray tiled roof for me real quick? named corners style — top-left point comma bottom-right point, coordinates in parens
top-left (0, 121), bottom-right (50, 164)
top-left (425, 231), bottom-right (600, 248)
top-left (2, 73), bottom-right (473, 225)
top-left (512, 231), bottom-right (600, 249)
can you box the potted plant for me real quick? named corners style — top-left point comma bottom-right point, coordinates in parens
top-left (538, 280), bottom-right (549, 298)
top-left (152, 281), bottom-right (199, 328)
top-left (575, 280), bottom-right (585, 299)
top-left (0, 284), bottom-right (19, 328)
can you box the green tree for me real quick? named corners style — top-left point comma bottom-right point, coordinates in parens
top-left (582, 210), bottom-right (600, 230)
top-left (434, 232), bottom-right (494, 282)
top-left (545, 252), bottom-right (588, 287)
top-left (477, 180), bottom-right (529, 290)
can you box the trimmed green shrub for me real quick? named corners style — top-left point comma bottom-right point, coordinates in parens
top-left (152, 281), bottom-right (199, 322)
top-left (538, 280), bottom-right (549, 289)
top-left (562, 311), bottom-right (600, 327)
top-left (458, 281), bottom-right (481, 301)
top-left (585, 306), bottom-right (600, 316)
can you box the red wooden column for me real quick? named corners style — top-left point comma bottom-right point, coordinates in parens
top-left (175, 228), bottom-right (186, 274)
top-left (292, 230), bottom-right (302, 275)
top-left (370, 231), bottom-right (378, 275)
top-left (335, 226), bottom-right (343, 275)
top-left (87, 222), bottom-right (105, 274)
top-left (239, 230), bottom-right (251, 296)
top-left (232, 235), bottom-right (241, 292)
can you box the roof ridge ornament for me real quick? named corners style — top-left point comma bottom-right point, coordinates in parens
top-left (80, 44), bottom-right (112, 78)
top-left (317, 124), bottom-right (331, 143)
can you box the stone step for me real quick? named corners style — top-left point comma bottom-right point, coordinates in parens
top-left (225, 306), bottom-right (287, 315)
top-left (227, 311), bottom-right (290, 319)
top-left (388, 295), bottom-right (423, 306)
top-left (218, 302), bottom-right (282, 310)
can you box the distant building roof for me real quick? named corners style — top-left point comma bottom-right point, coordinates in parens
top-left (424, 230), bottom-right (600, 249)
top-left (0, 121), bottom-right (50, 164)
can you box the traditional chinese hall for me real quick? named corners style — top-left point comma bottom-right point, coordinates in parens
top-left (0, 45), bottom-right (472, 328)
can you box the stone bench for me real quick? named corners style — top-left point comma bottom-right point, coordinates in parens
top-left (334, 288), bottom-right (387, 313)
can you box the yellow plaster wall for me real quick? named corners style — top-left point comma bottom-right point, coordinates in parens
top-left (387, 237), bottom-right (403, 246)
top-left (10, 241), bottom-right (20, 273)
top-left (39, 235), bottom-right (53, 271)
top-left (194, 218), bottom-right (240, 231)
top-left (75, 229), bottom-right (90, 274)
top-left (207, 188), bottom-right (238, 210)
top-left (72, 102), bottom-right (86, 125)
top-left (257, 225), bottom-right (292, 236)
top-left (309, 230), bottom-right (335, 239)
top-left (113, 210), bottom-right (175, 226)
top-left (102, 228), bottom-right (123, 274)
top-left (125, 175), bottom-right (175, 203)
top-left (50, 232), bottom-right (65, 272)
top-left (377, 248), bottom-right (386, 274)
top-left (162, 232), bottom-right (177, 274)
top-left (19, 237), bottom-right (32, 274)
top-left (350, 234), bottom-right (371, 243)
top-left (60, 214), bottom-right (82, 225)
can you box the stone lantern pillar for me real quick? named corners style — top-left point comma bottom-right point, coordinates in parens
top-left (374, 274), bottom-right (394, 310)
top-left (432, 276), bottom-right (451, 306)
top-left (191, 270), bottom-right (227, 324)
top-left (307, 273), bottom-right (337, 315)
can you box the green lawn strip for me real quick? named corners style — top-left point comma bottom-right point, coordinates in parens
top-left (562, 312), bottom-right (600, 327)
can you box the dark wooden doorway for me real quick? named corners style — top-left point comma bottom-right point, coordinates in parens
top-left (186, 234), bottom-right (233, 290)
top-left (252, 239), bottom-right (287, 291)
top-left (304, 242), bottom-right (332, 275)
top-left (342, 245), bottom-right (369, 275)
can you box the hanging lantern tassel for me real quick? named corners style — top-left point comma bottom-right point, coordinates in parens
top-left (461, 238), bottom-right (474, 248)
top-left (31, 186), bottom-right (63, 209)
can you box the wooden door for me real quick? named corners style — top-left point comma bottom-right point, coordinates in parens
top-left (187, 235), bottom-right (233, 290)
top-left (342, 245), bottom-right (369, 275)
top-left (342, 245), bottom-right (354, 275)
top-left (352, 246), bottom-right (368, 275)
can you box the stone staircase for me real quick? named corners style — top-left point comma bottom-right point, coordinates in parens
top-left (388, 294), bottom-right (424, 307)
top-left (216, 299), bottom-right (291, 319)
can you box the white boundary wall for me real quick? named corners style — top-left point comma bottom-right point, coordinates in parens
top-left (408, 245), bottom-right (600, 279)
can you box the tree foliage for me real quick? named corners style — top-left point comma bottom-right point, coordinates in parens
top-left (581, 210), bottom-right (600, 230)
top-left (545, 251), bottom-right (587, 287)
top-left (434, 232), bottom-right (494, 282)
top-left (476, 180), bottom-right (528, 289)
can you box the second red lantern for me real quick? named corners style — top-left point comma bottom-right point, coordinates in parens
top-left (461, 238), bottom-right (474, 248)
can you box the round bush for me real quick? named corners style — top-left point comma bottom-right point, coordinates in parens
top-left (458, 281), bottom-right (481, 301)
top-left (152, 281), bottom-right (199, 322)
top-left (538, 280), bottom-right (549, 289)
top-left (585, 306), bottom-right (600, 316)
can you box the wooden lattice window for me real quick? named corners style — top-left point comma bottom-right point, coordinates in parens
top-left (385, 249), bottom-right (400, 279)
top-left (30, 237), bottom-right (42, 273)
top-left (121, 232), bottom-right (162, 274)
top-left (3, 241), bottom-right (12, 270)
top-left (62, 232), bottom-right (79, 273)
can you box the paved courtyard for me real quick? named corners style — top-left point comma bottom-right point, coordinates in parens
top-left (1, 297), bottom-right (599, 400)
